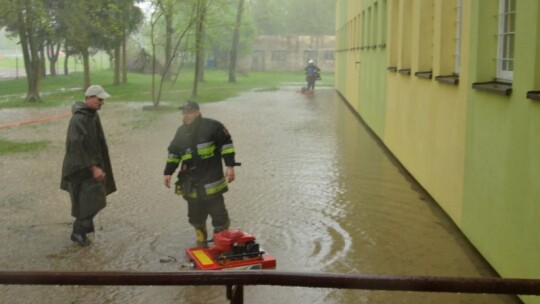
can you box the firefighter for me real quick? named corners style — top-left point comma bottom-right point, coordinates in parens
top-left (304, 59), bottom-right (321, 92)
top-left (163, 101), bottom-right (238, 245)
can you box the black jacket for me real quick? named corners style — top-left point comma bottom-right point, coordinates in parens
top-left (165, 115), bottom-right (236, 200)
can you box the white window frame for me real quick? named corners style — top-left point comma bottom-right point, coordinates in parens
top-left (496, 0), bottom-right (515, 82)
top-left (454, 0), bottom-right (462, 75)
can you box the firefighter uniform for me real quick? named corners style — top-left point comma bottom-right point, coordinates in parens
top-left (164, 113), bottom-right (237, 242)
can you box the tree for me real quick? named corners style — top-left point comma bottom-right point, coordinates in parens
top-left (4, 0), bottom-right (50, 102)
top-left (62, 0), bottom-right (99, 89)
top-left (149, 0), bottom-right (196, 107)
top-left (149, 1), bottom-right (162, 105)
top-left (0, 0), bottom-right (49, 102)
top-left (90, 0), bottom-right (142, 86)
top-left (157, 0), bottom-right (175, 80)
top-left (192, 0), bottom-right (208, 97)
top-left (228, 0), bottom-right (244, 83)
top-left (198, 0), bottom-right (257, 70)
top-left (116, 0), bottom-right (144, 84)
top-left (62, 0), bottom-right (142, 89)
top-left (43, 0), bottom-right (64, 77)
top-left (197, 0), bottom-right (207, 84)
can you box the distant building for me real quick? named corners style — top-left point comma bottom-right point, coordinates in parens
top-left (238, 35), bottom-right (335, 72)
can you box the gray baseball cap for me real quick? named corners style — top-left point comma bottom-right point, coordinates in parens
top-left (85, 85), bottom-right (111, 99)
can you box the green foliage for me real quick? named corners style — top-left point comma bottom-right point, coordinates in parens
top-left (205, 0), bottom-right (257, 57)
top-left (0, 139), bottom-right (49, 155)
top-left (141, 0), bottom-right (198, 62)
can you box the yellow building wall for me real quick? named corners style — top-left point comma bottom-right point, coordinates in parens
top-left (347, 1), bottom-right (361, 114)
top-left (335, 0), bottom-right (361, 114)
top-left (384, 0), bottom-right (467, 223)
top-left (354, 0), bottom-right (389, 137)
top-left (462, 2), bottom-right (540, 303)
top-left (337, 1), bottom-right (540, 303)
top-left (335, 0), bottom-right (346, 96)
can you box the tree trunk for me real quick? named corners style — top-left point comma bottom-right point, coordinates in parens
top-left (151, 14), bottom-right (157, 106)
top-left (192, 0), bottom-right (207, 97)
top-left (197, 39), bottom-right (205, 82)
top-left (49, 56), bottom-right (57, 76)
top-left (228, 0), bottom-right (244, 83)
top-left (47, 41), bottom-right (61, 76)
top-left (64, 53), bottom-right (69, 75)
top-left (82, 49), bottom-right (91, 89)
top-left (16, 6), bottom-right (41, 102)
top-left (40, 46), bottom-right (46, 79)
top-left (122, 33), bottom-right (127, 83)
top-left (164, 10), bottom-right (173, 80)
top-left (113, 44), bottom-right (121, 85)
top-left (63, 40), bottom-right (69, 75)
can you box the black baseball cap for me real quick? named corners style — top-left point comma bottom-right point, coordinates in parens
top-left (178, 101), bottom-right (200, 111)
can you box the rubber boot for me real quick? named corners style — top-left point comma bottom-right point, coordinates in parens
top-left (194, 225), bottom-right (208, 247)
top-left (71, 221), bottom-right (90, 247)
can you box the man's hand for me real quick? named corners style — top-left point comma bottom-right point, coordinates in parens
top-left (225, 167), bottom-right (235, 183)
top-left (91, 165), bottom-right (106, 182)
top-left (164, 175), bottom-right (172, 188)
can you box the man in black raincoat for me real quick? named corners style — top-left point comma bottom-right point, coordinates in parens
top-left (61, 85), bottom-right (116, 247)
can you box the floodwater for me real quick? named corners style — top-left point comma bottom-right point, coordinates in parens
top-left (0, 87), bottom-right (519, 303)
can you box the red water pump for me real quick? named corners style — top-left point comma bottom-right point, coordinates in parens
top-left (186, 229), bottom-right (276, 270)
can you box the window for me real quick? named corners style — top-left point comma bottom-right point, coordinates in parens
top-left (454, 0), bottom-right (462, 75)
top-left (324, 51), bottom-right (334, 61)
top-left (368, 6), bottom-right (373, 47)
top-left (354, 16), bottom-right (358, 49)
top-left (435, 0), bottom-right (459, 84)
top-left (388, 0), bottom-right (399, 69)
top-left (362, 11), bottom-right (367, 48)
top-left (399, 0), bottom-right (413, 69)
top-left (417, 0), bottom-right (434, 73)
top-left (496, 0), bottom-right (515, 82)
top-left (380, 0), bottom-right (387, 47)
top-left (373, 2), bottom-right (378, 48)
top-left (271, 51), bottom-right (287, 62)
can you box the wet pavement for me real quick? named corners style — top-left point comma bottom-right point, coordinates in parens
top-left (0, 87), bottom-right (519, 303)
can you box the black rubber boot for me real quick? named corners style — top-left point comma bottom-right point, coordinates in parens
top-left (71, 233), bottom-right (90, 247)
top-left (71, 221), bottom-right (90, 247)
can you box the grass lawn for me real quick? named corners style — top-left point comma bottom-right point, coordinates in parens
top-left (0, 69), bottom-right (334, 110)
top-left (0, 139), bottom-right (49, 156)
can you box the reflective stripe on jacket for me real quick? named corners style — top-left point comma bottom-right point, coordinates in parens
top-left (164, 115), bottom-right (236, 200)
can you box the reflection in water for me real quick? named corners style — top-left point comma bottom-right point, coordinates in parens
top-left (221, 88), bottom-right (517, 303)
top-left (0, 88), bottom-right (518, 303)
